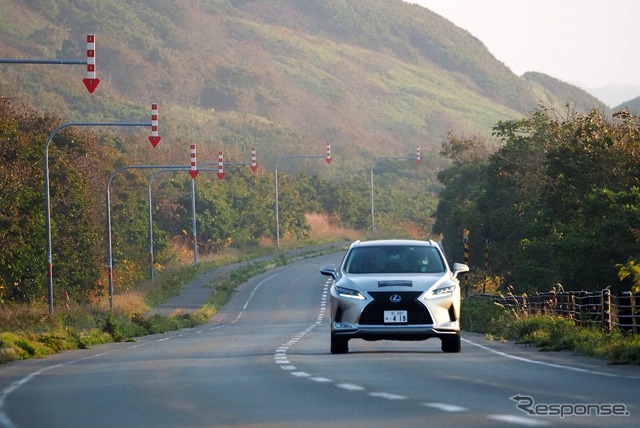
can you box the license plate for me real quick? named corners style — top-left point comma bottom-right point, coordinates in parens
top-left (384, 310), bottom-right (407, 323)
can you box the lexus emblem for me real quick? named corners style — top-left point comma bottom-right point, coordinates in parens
top-left (390, 294), bottom-right (402, 303)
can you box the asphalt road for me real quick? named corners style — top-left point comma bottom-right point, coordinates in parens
top-left (1, 252), bottom-right (639, 427)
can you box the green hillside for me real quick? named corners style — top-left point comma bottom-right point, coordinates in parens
top-left (0, 0), bottom-right (607, 171)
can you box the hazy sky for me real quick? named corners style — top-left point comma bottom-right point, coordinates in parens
top-left (406, 0), bottom-right (640, 92)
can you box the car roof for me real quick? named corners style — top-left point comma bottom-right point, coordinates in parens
top-left (349, 239), bottom-right (439, 249)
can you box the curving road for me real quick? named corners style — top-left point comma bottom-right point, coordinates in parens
top-left (1, 253), bottom-right (639, 427)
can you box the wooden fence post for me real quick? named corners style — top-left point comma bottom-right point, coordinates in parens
top-left (634, 292), bottom-right (640, 334)
top-left (602, 289), bottom-right (611, 332)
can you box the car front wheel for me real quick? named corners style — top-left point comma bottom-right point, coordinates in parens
top-left (441, 334), bottom-right (461, 353)
top-left (330, 333), bottom-right (349, 354)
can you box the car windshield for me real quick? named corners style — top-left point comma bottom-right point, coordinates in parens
top-left (343, 245), bottom-right (446, 274)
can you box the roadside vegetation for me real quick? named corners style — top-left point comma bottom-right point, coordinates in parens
top-left (461, 297), bottom-right (640, 365)
top-left (1, 258), bottom-right (211, 364)
top-left (0, 241), bottom-right (345, 364)
top-left (436, 107), bottom-right (640, 294)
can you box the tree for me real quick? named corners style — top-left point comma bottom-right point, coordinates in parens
top-left (616, 260), bottom-right (640, 294)
top-left (434, 132), bottom-right (493, 264)
top-left (434, 106), bottom-right (640, 293)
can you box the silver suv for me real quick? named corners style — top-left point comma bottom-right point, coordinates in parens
top-left (320, 239), bottom-right (469, 354)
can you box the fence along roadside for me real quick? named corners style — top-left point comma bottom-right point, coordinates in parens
top-left (474, 290), bottom-right (640, 333)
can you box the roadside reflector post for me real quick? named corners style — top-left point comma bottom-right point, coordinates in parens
top-left (149, 103), bottom-right (161, 147)
top-left (484, 239), bottom-right (490, 292)
top-left (251, 147), bottom-right (258, 172)
top-left (189, 145), bottom-right (198, 265)
top-left (189, 144), bottom-right (198, 179)
top-left (463, 229), bottom-right (470, 298)
top-left (217, 151), bottom-right (225, 180)
top-left (82, 34), bottom-right (100, 93)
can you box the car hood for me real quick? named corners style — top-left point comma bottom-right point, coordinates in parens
top-left (338, 272), bottom-right (452, 292)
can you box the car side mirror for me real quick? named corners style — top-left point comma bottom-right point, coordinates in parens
top-left (452, 263), bottom-right (469, 278)
top-left (320, 264), bottom-right (338, 280)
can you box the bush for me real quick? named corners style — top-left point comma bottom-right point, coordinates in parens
top-left (100, 313), bottom-right (146, 342)
top-left (0, 331), bottom-right (52, 362)
top-left (513, 315), bottom-right (576, 350)
top-left (461, 297), bottom-right (514, 339)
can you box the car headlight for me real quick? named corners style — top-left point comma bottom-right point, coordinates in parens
top-left (335, 286), bottom-right (366, 300)
top-left (432, 285), bottom-right (455, 296)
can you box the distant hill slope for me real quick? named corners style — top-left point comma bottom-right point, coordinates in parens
top-left (0, 0), bottom-right (608, 172)
top-left (613, 97), bottom-right (640, 115)
top-left (522, 72), bottom-right (608, 112)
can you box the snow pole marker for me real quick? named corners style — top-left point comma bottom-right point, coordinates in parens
top-left (82, 34), bottom-right (100, 93)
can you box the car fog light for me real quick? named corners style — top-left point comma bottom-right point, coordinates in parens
top-left (334, 322), bottom-right (356, 330)
top-left (438, 321), bottom-right (459, 329)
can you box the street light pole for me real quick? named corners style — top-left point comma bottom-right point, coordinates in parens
top-left (274, 155), bottom-right (326, 248)
top-left (106, 165), bottom-right (185, 310)
top-left (108, 165), bottom-right (227, 310)
top-left (190, 177), bottom-right (198, 266)
top-left (44, 121), bottom-right (151, 315)
top-left (147, 164), bottom-right (243, 282)
top-left (147, 168), bottom-right (191, 282)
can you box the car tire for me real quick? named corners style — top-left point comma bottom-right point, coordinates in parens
top-left (330, 333), bottom-right (349, 354)
top-left (441, 334), bottom-right (461, 353)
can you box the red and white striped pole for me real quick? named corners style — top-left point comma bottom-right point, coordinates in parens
top-left (416, 145), bottom-right (421, 165)
top-left (250, 147), bottom-right (258, 172)
top-left (149, 103), bottom-right (161, 147)
top-left (189, 144), bottom-right (198, 179)
top-left (217, 151), bottom-right (225, 180)
top-left (326, 142), bottom-right (332, 164)
top-left (82, 34), bottom-right (100, 93)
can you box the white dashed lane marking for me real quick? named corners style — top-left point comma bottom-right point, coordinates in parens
top-left (310, 377), bottom-right (332, 383)
top-left (488, 414), bottom-right (551, 426)
top-left (369, 392), bottom-right (408, 400)
top-left (421, 402), bottom-right (468, 413)
top-left (337, 383), bottom-right (366, 391)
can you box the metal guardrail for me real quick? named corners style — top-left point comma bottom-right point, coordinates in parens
top-left (473, 290), bottom-right (640, 333)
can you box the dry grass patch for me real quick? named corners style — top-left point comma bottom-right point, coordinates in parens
top-left (306, 213), bottom-right (362, 241)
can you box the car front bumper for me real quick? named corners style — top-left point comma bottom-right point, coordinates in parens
top-left (331, 320), bottom-right (460, 341)
top-left (330, 288), bottom-right (460, 341)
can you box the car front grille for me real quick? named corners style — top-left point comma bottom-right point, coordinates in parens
top-left (359, 291), bottom-right (433, 325)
